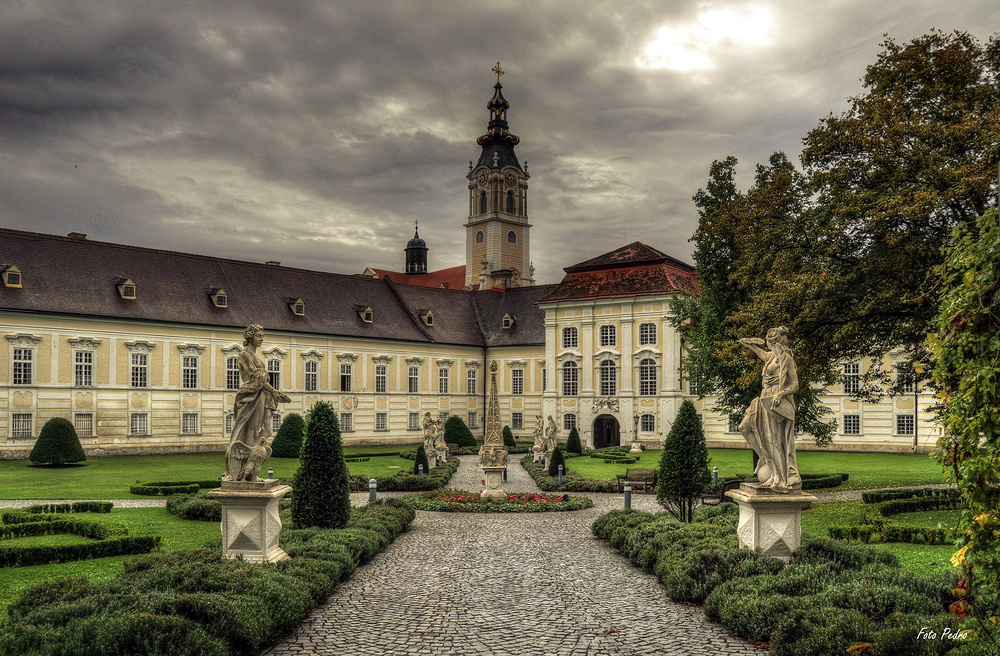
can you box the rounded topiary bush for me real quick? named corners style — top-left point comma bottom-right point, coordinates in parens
top-left (444, 416), bottom-right (477, 448)
top-left (566, 426), bottom-right (582, 454)
top-left (270, 413), bottom-right (306, 458)
top-left (413, 445), bottom-right (430, 475)
top-left (502, 425), bottom-right (516, 448)
top-left (548, 446), bottom-right (567, 477)
top-left (292, 401), bottom-right (351, 529)
top-left (29, 417), bottom-right (86, 465)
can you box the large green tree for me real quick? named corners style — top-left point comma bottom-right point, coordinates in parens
top-left (672, 31), bottom-right (999, 444)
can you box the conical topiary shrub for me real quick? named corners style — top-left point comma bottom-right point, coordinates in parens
top-left (29, 417), bottom-right (87, 465)
top-left (444, 416), bottom-right (477, 448)
top-left (413, 445), bottom-right (430, 475)
top-left (270, 413), bottom-right (306, 458)
top-left (657, 400), bottom-right (711, 522)
top-left (292, 401), bottom-right (351, 529)
top-left (566, 426), bottom-right (582, 454)
top-left (548, 446), bottom-right (567, 477)
top-left (502, 425), bottom-right (516, 448)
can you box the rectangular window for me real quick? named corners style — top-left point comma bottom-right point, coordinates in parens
top-left (226, 414), bottom-right (234, 434)
top-left (896, 364), bottom-right (914, 394)
top-left (375, 364), bottom-right (387, 393)
top-left (641, 414), bottom-right (655, 432)
top-left (896, 414), bottom-right (914, 436)
top-left (511, 412), bottom-right (523, 430)
top-left (272, 413), bottom-right (282, 433)
top-left (562, 363), bottom-right (578, 396)
top-left (182, 356), bottom-right (198, 389)
top-left (562, 327), bottom-right (578, 349)
top-left (438, 367), bottom-right (449, 394)
top-left (639, 361), bottom-right (657, 396)
top-left (599, 363), bottom-right (617, 396)
top-left (408, 365), bottom-right (419, 393)
top-left (727, 417), bottom-right (740, 433)
top-left (375, 412), bottom-right (388, 431)
top-left (599, 324), bottom-right (616, 347)
top-left (74, 413), bottom-right (94, 437)
top-left (563, 413), bottom-right (576, 431)
top-left (511, 369), bottom-right (524, 395)
top-left (12, 348), bottom-right (33, 385)
top-left (131, 353), bottom-right (148, 388)
top-left (267, 359), bottom-right (281, 389)
top-left (408, 412), bottom-right (420, 431)
top-left (129, 413), bottom-right (148, 436)
top-left (843, 414), bottom-right (861, 435)
top-left (467, 411), bottom-right (478, 429)
top-left (688, 378), bottom-right (700, 395)
top-left (12, 413), bottom-right (33, 438)
top-left (340, 363), bottom-right (353, 392)
top-left (467, 369), bottom-right (477, 395)
top-left (639, 322), bottom-right (657, 345)
top-left (74, 351), bottom-right (93, 387)
top-left (340, 412), bottom-right (354, 433)
top-left (843, 362), bottom-right (860, 394)
top-left (226, 357), bottom-right (240, 390)
top-left (305, 361), bottom-right (318, 392)
top-left (181, 413), bottom-right (199, 434)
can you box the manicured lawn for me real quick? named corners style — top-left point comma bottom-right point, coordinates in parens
top-left (0, 507), bottom-right (219, 612)
top-left (0, 446), bottom-right (419, 499)
top-left (565, 448), bottom-right (946, 491)
top-left (1, 534), bottom-right (92, 548)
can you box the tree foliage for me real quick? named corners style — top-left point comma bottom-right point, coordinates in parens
top-left (291, 402), bottom-right (350, 529)
top-left (444, 415), bottom-right (477, 448)
top-left (671, 31), bottom-right (1000, 445)
top-left (566, 426), bottom-right (582, 454)
top-left (502, 425), bottom-right (516, 448)
top-left (657, 401), bottom-right (711, 522)
top-left (29, 417), bottom-right (86, 465)
top-left (270, 413), bottom-right (305, 458)
top-left (547, 446), bottom-right (566, 477)
top-left (413, 445), bottom-right (430, 475)
top-left (928, 209), bottom-right (1000, 644)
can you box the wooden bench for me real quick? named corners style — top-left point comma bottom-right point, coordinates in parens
top-left (701, 479), bottom-right (744, 506)
top-left (617, 467), bottom-right (657, 494)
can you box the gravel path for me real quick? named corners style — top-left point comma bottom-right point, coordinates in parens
top-left (262, 456), bottom-right (760, 656)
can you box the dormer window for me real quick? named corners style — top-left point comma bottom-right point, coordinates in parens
top-left (288, 298), bottom-right (305, 316)
top-left (502, 313), bottom-right (515, 329)
top-left (2, 266), bottom-right (22, 288)
top-left (208, 288), bottom-right (228, 308)
top-left (419, 310), bottom-right (434, 327)
top-left (356, 305), bottom-right (373, 323)
top-left (117, 278), bottom-right (136, 300)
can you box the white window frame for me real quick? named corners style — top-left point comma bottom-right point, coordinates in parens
top-left (562, 327), bottom-right (578, 349)
top-left (639, 322), bottom-right (657, 345)
top-left (225, 413), bottom-right (234, 435)
top-left (599, 324), bottom-right (616, 347)
top-left (182, 355), bottom-right (199, 389)
top-left (74, 413), bottom-right (94, 437)
top-left (12, 413), bottom-right (33, 438)
top-left (267, 358), bottom-right (281, 390)
top-left (226, 356), bottom-right (240, 390)
top-left (340, 363), bottom-right (353, 392)
top-left (511, 368), bottom-right (524, 395)
top-left (467, 411), bottom-right (478, 429)
top-left (74, 350), bottom-right (94, 387)
top-left (131, 353), bottom-right (148, 388)
top-left (638, 358), bottom-right (657, 396)
top-left (562, 361), bottom-right (578, 396)
top-left (563, 413), bottom-right (576, 431)
top-left (305, 360), bottom-right (318, 392)
top-left (896, 414), bottom-right (914, 436)
top-left (375, 364), bottom-right (387, 394)
top-left (375, 412), bottom-right (388, 432)
top-left (408, 365), bottom-right (419, 394)
top-left (511, 412), bottom-right (523, 430)
top-left (12, 348), bottom-right (33, 386)
top-left (272, 413), bottom-right (282, 433)
top-left (467, 369), bottom-right (477, 395)
top-left (599, 360), bottom-right (617, 396)
top-left (640, 414), bottom-right (655, 432)
top-left (438, 367), bottom-right (449, 394)
top-left (129, 412), bottom-right (149, 436)
top-left (843, 362), bottom-right (860, 395)
top-left (340, 412), bottom-right (354, 433)
top-left (408, 412), bottom-right (420, 431)
top-left (181, 413), bottom-right (199, 435)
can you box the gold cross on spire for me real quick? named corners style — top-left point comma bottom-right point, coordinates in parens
top-left (492, 61), bottom-right (504, 84)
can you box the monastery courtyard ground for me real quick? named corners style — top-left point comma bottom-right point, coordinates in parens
top-left (262, 456), bottom-right (763, 656)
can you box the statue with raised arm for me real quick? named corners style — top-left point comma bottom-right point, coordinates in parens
top-left (421, 412), bottom-right (437, 462)
top-left (531, 414), bottom-right (545, 462)
top-left (224, 325), bottom-right (291, 482)
top-left (544, 415), bottom-right (558, 453)
top-left (737, 326), bottom-right (801, 493)
top-left (433, 415), bottom-right (447, 455)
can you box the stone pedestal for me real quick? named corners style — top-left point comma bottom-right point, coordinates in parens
top-left (726, 483), bottom-right (816, 562)
top-left (480, 466), bottom-right (507, 499)
top-left (628, 441), bottom-right (643, 454)
top-left (207, 479), bottom-right (292, 563)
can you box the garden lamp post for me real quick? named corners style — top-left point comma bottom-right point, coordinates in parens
top-left (629, 413), bottom-right (642, 453)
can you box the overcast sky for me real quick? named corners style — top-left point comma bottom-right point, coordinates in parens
top-left (1, 1), bottom-right (997, 285)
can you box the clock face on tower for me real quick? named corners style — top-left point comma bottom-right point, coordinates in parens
top-left (504, 171), bottom-right (517, 187)
top-left (477, 170), bottom-right (488, 186)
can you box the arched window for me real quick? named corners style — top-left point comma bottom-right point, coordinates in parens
top-left (475, 230), bottom-right (484, 243)
top-left (562, 327), bottom-right (578, 349)
top-left (562, 361), bottom-right (578, 396)
top-left (506, 190), bottom-right (514, 213)
top-left (480, 191), bottom-right (488, 213)
top-left (639, 358), bottom-right (657, 396)
top-left (507, 231), bottom-right (517, 244)
top-left (599, 360), bottom-right (617, 396)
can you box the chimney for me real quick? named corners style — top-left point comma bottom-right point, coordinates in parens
top-left (265, 261), bottom-right (280, 266)
top-left (67, 232), bottom-right (87, 240)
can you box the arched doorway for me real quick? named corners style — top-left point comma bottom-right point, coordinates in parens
top-left (593, 415), bottom-right (620, 450)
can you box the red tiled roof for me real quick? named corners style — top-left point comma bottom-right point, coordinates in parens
top-left (370, 265), bottom-right (467, 290)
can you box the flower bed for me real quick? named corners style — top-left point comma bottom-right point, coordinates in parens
top-left (400, 488), bottom-right (594, 512)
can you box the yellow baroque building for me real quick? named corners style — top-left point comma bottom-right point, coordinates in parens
top-left (0, 73), bottom-right (940, 458)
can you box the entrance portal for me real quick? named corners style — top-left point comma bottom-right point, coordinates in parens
top-left (592, 415), bottom-right (620, 450)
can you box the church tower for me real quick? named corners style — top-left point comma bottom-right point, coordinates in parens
top-left (404, 221), bottom-right (428, 274)
top-left (465, 63), bottom-right (533, 289)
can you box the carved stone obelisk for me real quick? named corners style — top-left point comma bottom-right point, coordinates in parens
top-left (478, 360), bottom-right (508, 498)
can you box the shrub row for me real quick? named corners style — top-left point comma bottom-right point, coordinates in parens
top-left (0, 536), bottom-right (160, 568)
top-left (862, 487), bottom-right (959, 505)
top-left (166, 495), bottom-right (223, 522)
top-left (344, 457), bottom-right (370, 463)
top-left (1, 515), bottom-right (128, 541)
top-left (800, 474), bottom-right (847, 491)
top-left (592, 508), bottom-right (973, 656)
top-left (349, 457), bottom-right (460, 492)
top-left (0, 499), bottom-right (416, 656)
top-left (130, 480), bottom-right (223, 496)
top-left (876, 495), bottom-right (962, 516)
top-left (828, 524), bottom-right (950, 545)
top-left (400, 490), bottom-right (594, 513)
top-left (21, 502), bottom-right (113, 514)
top-left (520, 456), bottom-right (618, 492)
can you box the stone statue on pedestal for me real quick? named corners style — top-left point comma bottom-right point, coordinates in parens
top-left (223, 325), bottom-right (291, 482)
top-left (421, 412), bottom-right (438, 462)
top-left (433, 415), bottom-right (447, 459)
top-left (544, 415), bottom-right (558, 453)
top-left (737, 326), bottom-right (801, 494)
top-left (531, 415), bottom-right (545, 463)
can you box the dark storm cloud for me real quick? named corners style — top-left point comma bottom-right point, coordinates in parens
top-left (1, 1), bottom-right (997, 283)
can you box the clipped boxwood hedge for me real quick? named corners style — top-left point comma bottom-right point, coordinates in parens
top-left (21, 501), bottom-right (113, 514)
top-left (520, 455), bottom-right (617, 492)
top-left (861, 487), bottom-right (958, 505)
top-left (130, 480), bottom-right (223, 496)
top-left (349, 456), bottom-right (460, 492)
top-left (166, 494), bottom-right (223, 522)
top-left (400, 489), bottom-right (594, 513)
top-left (0, 499), bottom-right (416, 656)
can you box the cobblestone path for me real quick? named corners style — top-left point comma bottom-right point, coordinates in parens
top-left (263, 456), bottom-right (761, 656)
